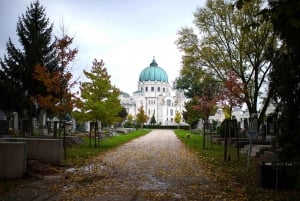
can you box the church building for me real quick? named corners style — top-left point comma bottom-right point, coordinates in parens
top-left (119, 58), bottom-right (186, 126)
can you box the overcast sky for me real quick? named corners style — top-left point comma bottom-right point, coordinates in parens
top-left (0, 0), bottom-right (205, 94)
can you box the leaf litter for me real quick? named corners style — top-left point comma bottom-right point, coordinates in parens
top-left (2, 130), bottom-right (293, 200)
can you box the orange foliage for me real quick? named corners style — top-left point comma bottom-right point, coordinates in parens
top-left (219, 71), bottom-right (246, 107)
top-left (193, 95), bottom-right (217, 119)
top-left (32, 64), bottom-right (75, 114)
top-left (31, 34), bottom-right (78, 116)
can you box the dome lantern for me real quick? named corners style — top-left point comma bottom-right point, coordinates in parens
top-left (150, 57), bottom-right (158, 67)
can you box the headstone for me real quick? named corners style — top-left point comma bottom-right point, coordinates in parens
top-left (247, 113), bottom-right (258, 170)
top-left (197, 118), bottom-right (203, 130)
top-left (21, 119), bottom-right (30, 136)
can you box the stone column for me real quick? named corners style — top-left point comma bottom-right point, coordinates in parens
top-left (39, 109), bottom-right (47, 135)
top-left (13, 112), bottom-right (19, 135)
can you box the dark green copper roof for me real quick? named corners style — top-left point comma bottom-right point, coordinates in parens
top-left (139, 58), bottom-right (168, 82)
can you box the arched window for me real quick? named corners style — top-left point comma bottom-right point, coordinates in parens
top-left (151, 87), bottom-right (154, 92)
top-left (145, 87), bottom-right (148, 92)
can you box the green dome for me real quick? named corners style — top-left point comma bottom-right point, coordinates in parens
top-left (139, 58), bottom-right (168, 82)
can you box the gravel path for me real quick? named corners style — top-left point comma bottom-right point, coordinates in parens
top-left (1, 130), bottom-right (223, 201)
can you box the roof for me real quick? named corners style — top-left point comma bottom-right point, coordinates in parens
top-left (139, 58), bottom-right (168, 82)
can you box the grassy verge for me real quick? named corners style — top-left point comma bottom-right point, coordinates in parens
top-left (174, 129), bottom-right (300, 201)
top-left (65, 129), bottom-right (151, 166)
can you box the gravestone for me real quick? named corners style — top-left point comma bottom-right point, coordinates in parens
top-left (21, 119), bottom-right (31, 136)
top-left (0, 120), bottom-right (9, 136)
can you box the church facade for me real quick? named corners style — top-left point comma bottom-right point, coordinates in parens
top-left (119, 58), bottom-right (186, 126)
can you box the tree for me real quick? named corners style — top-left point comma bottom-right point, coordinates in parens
top-left (118, 107), bottom-right (128, 124)
top-left (219, 70), bottom-right (246, 118)
top-left (75, 59), bottom-right (122, 128)
top-left (136, 105), bottom-right (148, 128)
top-left (267, 0), bottom-right (300, 160)
top-left (150, 114), bottom-right (156, 125)
top-left (182, 100), bottom-right (202, 128)
top-left (125, 113), bottom-right (135, 127)
top-left (235, 0), bottom-right (300, 160)
top-left (32, 33), bottom-right (78, 120)
top-left (0, 1), bottom-right (57, 133)
top-left (174, 111), bottom-right (182, 129)
top-left (192, 75), bottom-right (220, 120)
top-left (175, 57), bottom-right (220, 121)
top-left (176, 0), bottom-right (276, 126)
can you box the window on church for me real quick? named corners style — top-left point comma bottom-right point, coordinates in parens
top-left (163, 87), bottom-right (165, 92)
top-left (141, 87), bottom-right (143, 92)
top-left (151, 87), bottom-right (154, 92)
top-left (167, 100), bottom-right (171, 106)
top-left (148, 109), bottom-right (150, 115)
top-left (157, 87), bottom-right (160, 92)
top-left (170, 109), bottom-right (173, 116)
top-left (145, 87), bottom-right (148, 92)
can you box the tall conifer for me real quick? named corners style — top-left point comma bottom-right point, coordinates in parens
top-left (0, 1), bottom-right (57, 118)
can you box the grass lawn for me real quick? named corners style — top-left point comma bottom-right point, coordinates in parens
top-left (174, 129), bottom-right (300, 201)
top-left (64, 129), bottom-right (151, 166)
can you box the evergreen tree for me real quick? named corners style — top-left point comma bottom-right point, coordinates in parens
top-left (0, 1), bottom-right (57, 119)
top-left (150, 114), bottom-right (156, 125)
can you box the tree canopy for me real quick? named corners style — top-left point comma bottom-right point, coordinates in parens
top-left (267, 0), bottom-right (300, 160)
top-left (75, 59), bottom-right (122, 126)
top-left (136, 105), bottom-right (148, 128)
top-left (235, 0), bottom-right (300, 160)
top-left (174, 111), bottom-right (182, 125)
top-left (32, 33), bottom-right (78, 119)
top-left (176, 0), bottom-right (276, 124)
